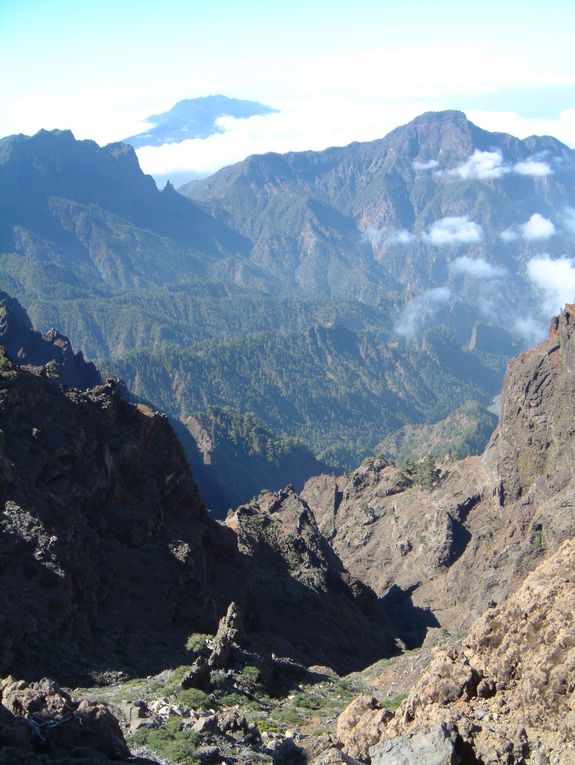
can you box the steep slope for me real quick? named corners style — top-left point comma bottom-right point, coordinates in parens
top-left (0, 289), bottom-right (100, 389)
top-left (341, 538), bottom-right (575, 764)
top-left (176, 406), bottom-right (332, 513)
top-left (182, 110), bottom-right (575, 334)
top-left (1, 112), bottom-right (571, 508)
top-left (107, 322), bottom-right (506, 470)
top-left (0, 300), bottom-right (396, 681)
top-left (0, 128), bottom-right (249, 298)
top-left (293, 306), bottom-right (575, 639)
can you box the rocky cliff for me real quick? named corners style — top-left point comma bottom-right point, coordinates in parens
top-left (338, 537), bottom-right (575, 764)
top-left (0, 289), bottom-right (100, 389)
top-left (0, 296), bottom-right (396, 684)
top-left (299, 307), bottom-right (575, 762)
top-left (299, 306), bottom-right (575, 639)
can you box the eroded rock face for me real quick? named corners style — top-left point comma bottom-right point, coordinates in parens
top-left (0, 290), bottom-right (101, 389)
top-left (226, 486), bottom-right (398, 672)
top-left (336, 696), bottom-right (392, 761)
top-left (0, 676), bottom-right (139, 763)
top-left (341, 538), bottom-right (575, 764)
top-left (0, 299), bottom-right (398, 682)
top-left (300, 308), bottom-right (575, 640)
top-left (0, 355), bottom-right (239, 682)
top-left (482, 306), bottom-right (575, 502)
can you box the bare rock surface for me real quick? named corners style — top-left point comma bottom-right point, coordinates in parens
top-left (0, 675), bottom-right (156, 763)
top-left (341, 537), bottom-right (575, 764)
top-left (336, 696), bottom-right (392, 760)
top-left (0, 298), bottom-right (399, 683)
top-left (226, 486), bottom-right (398, 672)
top-left (301, 307), bottom-right (575, 641)
top-left (0, 290), bottom-right (101, 389)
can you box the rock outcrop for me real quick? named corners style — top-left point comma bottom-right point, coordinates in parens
top-left (300, 307), bottom-right (575, 639)
top-left (356, 536), bottom-right (575, 764)
top-left (226, 486), bottom-right (398, 672)
top-left (0, 351), bottom-right (236, 683)
top-left (0, 676), bottom-right (147, 763)
top-left (0, 290), bottom-right (101, 389)
top-left (0, 297), bottom-right (397, 683)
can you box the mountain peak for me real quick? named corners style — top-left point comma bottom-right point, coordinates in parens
top-left (124, 94), bottom-right (277, 148)
top-left (411, 109), bottom-right (469, 125)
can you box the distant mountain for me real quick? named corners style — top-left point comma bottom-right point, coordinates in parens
top-left (0, 128), bottom-right (250, 300)
top-left (123, 95), bottom-right (277, 148)
top-left (181, 109), bottom-right (575, 338)
top-left (2, 112), bottom-right (573, 498)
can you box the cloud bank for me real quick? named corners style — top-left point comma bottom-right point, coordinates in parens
top-left (447, 149), bottom-right (555, 181)
top-left (413, 159), bottom-right (439, 171)
top-left (395, 287), bottom-right (451, 338)
top-left (449, 255), bottom-right (506, 279)
top-left (513, 159), bottom-right (553, 176)
top-left (526, 255), bottom-right (575, 315)
top-left (501, 213), bottom-right (556, 241)
top-left (522, 213), bottom-right (556, 240)
top-left (449, 150), bottom-right (510, 180)
top-left (135, 99), bottom-right (443, 179)
top-left (424, 216), bottom-right (483, 245)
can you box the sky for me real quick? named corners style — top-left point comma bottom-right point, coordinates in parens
top-left (1, 0), bottom-right (575, 178)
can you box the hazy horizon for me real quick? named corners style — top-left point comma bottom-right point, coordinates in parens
top-left (2, 0), bottom-right (574, 178)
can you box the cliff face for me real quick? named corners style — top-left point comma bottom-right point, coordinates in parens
top-left (226, 486), bottom-right (398, 671)
top-left (0, 354), bottom-right (236, 683)
top-left (310, 309), bottom-right (575, 762)
top-left (342, 538), bottom-right (575, 765)
top-left (0, 290), bottom-right (101, 389)
top-left (300, 306), bottom-right (575, 637)
top-left (0, 297), bottom-right (397, 682)
top-left (482, 305), bottom-right (575, 503)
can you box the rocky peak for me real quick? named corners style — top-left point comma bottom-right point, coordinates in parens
top-left (0, 290), bottom-right (100, 389)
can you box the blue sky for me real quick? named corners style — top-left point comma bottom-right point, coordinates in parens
top-left (1, 0), bottom-right (574, 176)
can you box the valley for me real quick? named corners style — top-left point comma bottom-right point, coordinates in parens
top-left (1, 110), bottom-right (574, 764)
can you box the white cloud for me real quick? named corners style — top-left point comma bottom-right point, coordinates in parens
top-left (135, 98), bottom-right (444, 179)
top-left (526, 255), bottom-right (575, 316)
top-left (500, 227), bottom-right (519, 242)
top-left (362, 226), bottom-right (416, 250)
top-left (513, 315), bottom-right (547, 345)
top-left (501, 213), bottom-right (556, 241)
top-left (362, 227), bottom-right (388, 247)
top-left (413, 159), bottom-right (439, 171)
top-left (449, 256), bottom-right (506, 279)
top-left (449, 149), bottom-right (510, 180)
top-left (395, 287), bottom-right (451, 338)
top-left (521, 213), bottom-right (556, 240)
top-left (390, 229), bottom-right (416, 244)
top-left (424, 216), bottom-right (483, 245)
top-left (513, 159), bottom-right (553, 176)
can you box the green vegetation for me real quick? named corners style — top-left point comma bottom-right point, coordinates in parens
top-left (381, 692), bottom-right (408, 711)
top-left (185, 632), bottom-right (212, 652)
top-left (131, 718), bottom-right (200, 765)
top-left (379, 400), bottom-right (498, 463)
top-left (399, 455), bottom-right (440, 491)
top-left (107, 326), bottom-right (503, 471)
